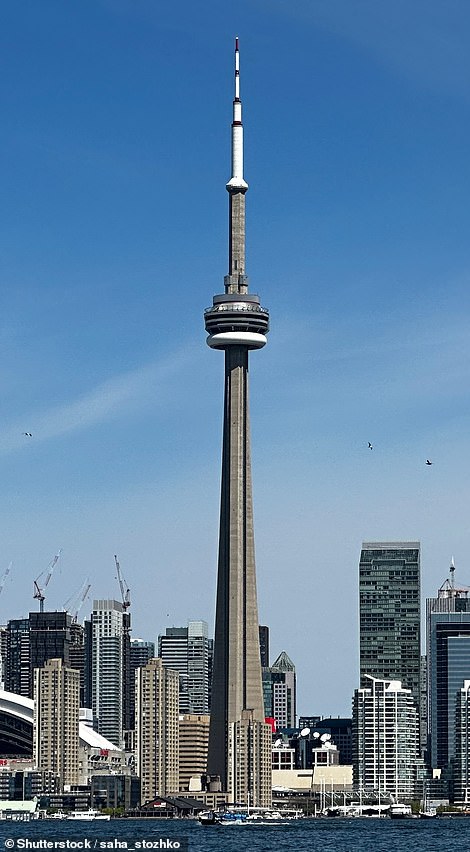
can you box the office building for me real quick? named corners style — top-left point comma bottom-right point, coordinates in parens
top-left (359, 542), bottom-right (421, 708)
top-left (33, 658), bottom-right (80, 791)
top-left (5, 619), bottom-right (30, 697)
top-left (91, 774), bottom-right (140, 811)
top-left (262, 651), bottom-right (296, 729)
top-left (427, 564), bottom-right (470, 771)
top-left (352, 676), bottom-right (420, 798)
top-left (158, 622), bottom-right (209, 714)
top-left (135, 658), bottom-right (179, 804)
top-left (29, 611), bottom-right (74, 674)
top-left (5, 613), bottom-right (85, 701)
top-left (259, 626), bottom-right (269, 668)
top-left (204, 38), bottom-right (271, 808)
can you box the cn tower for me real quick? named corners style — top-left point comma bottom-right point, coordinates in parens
top-left (204, 38), bottom-right (271, 807)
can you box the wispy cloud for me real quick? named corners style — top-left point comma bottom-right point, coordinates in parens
top-left (0, 347), bottom-right (196, 455)
top-left (267, 0), bottom-right (470, 99)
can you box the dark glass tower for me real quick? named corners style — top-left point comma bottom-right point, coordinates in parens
top-left (204, 39), bottom-right (271, 806)
top-left (359, 541), bottom-right (421, 708)
top-left (427, 565), bottom-right (470, 770)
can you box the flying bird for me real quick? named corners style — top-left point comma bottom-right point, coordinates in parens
top-left (23, 432), bottom-right (32, 437)
top-left (368, 442), bottom-right (373, 450)
top-left (426, 459), bottom-right (433, 465)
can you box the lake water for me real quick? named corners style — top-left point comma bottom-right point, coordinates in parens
top-left (0, 816), bottom-right (469, 852)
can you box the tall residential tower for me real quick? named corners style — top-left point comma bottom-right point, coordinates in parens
top-left (359, 541), bottom-right (421, 709)
top-left (204, 39), bottom-right (271, 806)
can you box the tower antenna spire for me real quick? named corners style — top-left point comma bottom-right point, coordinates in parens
top-left (226, 36), bottom-right (248, 194)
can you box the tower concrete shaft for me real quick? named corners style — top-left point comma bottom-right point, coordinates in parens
top-left (205, 38), bottom-right (271, 807)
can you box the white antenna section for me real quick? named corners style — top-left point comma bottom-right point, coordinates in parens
top-left (226, 36), bottom-right (248, 191)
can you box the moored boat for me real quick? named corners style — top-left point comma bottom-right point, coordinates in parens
top-left (419, 807), bottom-right (437, 819)
top-left (389, 803), bottom-right (413, 819)
top-left (66, 808), bottom-right (110, 821)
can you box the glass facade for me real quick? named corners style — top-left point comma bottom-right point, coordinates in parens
top-left (428, 612), bottom-right (470, 768)
top-left (158, 622), bottom-right (210, 714)
top-left (359, 542), bottom-right (420, 709)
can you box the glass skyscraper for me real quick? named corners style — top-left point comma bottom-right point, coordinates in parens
top-left (428, 610), bottom-right (470, 769)
top-left (158, 621), bottom-right (210, 714)
top-left (359, 542), bottom-right (421, 709)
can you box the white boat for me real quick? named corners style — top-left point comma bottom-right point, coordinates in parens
top-left (419, 787), bottom-right (437, 818)
top-left (389, 803), bottom-right (413, 819)
top-left (198, 807), bottom-right (249, 826)
top-left (66, 809), bottom-right (110, 821)
top-left (198, 810), bottom-right (220, 825)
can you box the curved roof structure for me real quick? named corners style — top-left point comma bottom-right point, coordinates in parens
top-left (0, 690), bottom-right (119, 755)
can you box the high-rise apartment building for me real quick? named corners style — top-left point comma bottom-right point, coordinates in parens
top-left (135, 658), bottom-right (179, 804)
top-left (33, 658), bottom-right (80, 790)
top-left (158, 622), bottom-right (209, 714)
top-left (262, 651), bottom-right (296, 729)
top-left (359, 542), bottom-right (421, 709)
top-left (129, 639), bottom-right (155, 731)
top-left (91, 599), bottom-right (130, 748)
top-left (352, 676), bottom-right (420, 798)
top-left (178, 713), bottom-right (210, 792)
top-left (426, 566), bottom-right (470, 773)
top-left (204, 38), bottom-right (271, 808)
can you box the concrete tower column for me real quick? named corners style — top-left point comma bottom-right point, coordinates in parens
top-left (204, 38), bottom-right (271, 806)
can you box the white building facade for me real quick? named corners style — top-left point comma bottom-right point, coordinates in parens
top-left (91, 599), bottom-right (129, 748)
top-left (353, 676), bottom-right (420, 798)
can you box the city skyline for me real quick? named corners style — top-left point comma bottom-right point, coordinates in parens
top-left (2, 1), bottom-right (470, 717)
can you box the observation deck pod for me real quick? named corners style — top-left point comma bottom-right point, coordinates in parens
top-left (205, 293), bottom-right (269, 349)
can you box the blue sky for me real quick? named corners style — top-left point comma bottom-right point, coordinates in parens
top-left (2, 0), bottom-right (470, 716)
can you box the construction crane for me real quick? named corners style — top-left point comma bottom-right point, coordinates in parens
top-left (0, 562), bottom-right (12, 598)
top-left (114, 554), bottom-right (130, 610)
top-left (74, 582), bottom-right (91, 622)
top-left (63, 578), bottom-right (91, 622)
top-left (33, 549), bottom-right (62, 613)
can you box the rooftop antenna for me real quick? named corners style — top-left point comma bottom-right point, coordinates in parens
top-left (450, 556), bottom-right (455, 590)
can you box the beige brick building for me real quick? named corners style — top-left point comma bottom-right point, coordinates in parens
top-left (178, 713), bottom-right (210, 791)
top-left (33, 658), bottom-right (80, 790)
top-left (135, 658), bottom-right (179, 804)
